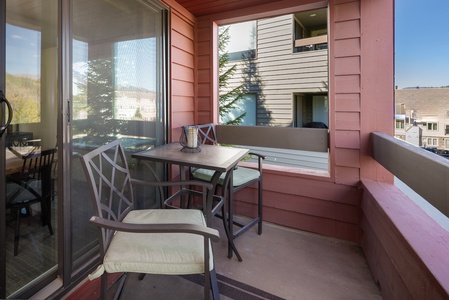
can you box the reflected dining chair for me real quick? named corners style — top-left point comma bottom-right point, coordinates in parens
top-left (6, 148), bottom-right (56, 256)
top-left (80, 140), bottom-right (220, 300)
top-left (183, 123), bottom-right (265, 261)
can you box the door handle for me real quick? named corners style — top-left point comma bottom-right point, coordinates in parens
top-left (0, 90), bottom-right (13, 138)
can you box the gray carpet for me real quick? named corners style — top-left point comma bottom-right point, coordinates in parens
top-left (5, 202), bottom-right (57, 296)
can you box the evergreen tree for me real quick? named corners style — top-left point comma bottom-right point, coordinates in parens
top-left (76, 58), bottom-right (124, 139)
top-left (219, 27), bottom-right (247, 125)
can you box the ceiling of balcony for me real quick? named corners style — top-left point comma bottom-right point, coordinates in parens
top-left (175, 0), bottom-right (283, 17)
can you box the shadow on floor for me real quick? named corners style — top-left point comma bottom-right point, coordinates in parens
top-left (111, 216), bottom-right (382, 300)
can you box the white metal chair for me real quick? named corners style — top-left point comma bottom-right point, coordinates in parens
top-left (80, 140), bottom-right (220, 300)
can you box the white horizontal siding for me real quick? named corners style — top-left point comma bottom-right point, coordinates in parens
top-left (221, 14), bottom-right (328, 126)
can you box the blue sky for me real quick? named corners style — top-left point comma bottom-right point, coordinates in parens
top-left (395, 0), bottom-right (449, 89)
top-left (6, 2), bottom-right (449, 90)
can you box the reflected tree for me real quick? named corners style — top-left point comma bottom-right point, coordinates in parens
top-left (75, 58), bottom-right (126, 140)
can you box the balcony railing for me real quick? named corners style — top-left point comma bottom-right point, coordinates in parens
top-left (294, 35), bottom-right (328, 51)
top-left (367, 132), bottom-right (449, 298)
top-left (371, 131), bottom-right (449, 217)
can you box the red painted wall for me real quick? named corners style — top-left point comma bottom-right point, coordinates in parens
top-left (161, 0), bottom-right (394, 243)
top-left (361, 180), bottom-right (449, 299)
top-left (191, 0), bottom-right (393, 242)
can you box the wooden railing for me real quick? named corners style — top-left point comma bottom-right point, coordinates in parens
top-left (216, 125), bottom-right (328, 153)
top-left (371, 131), bottom-right (449, 218)
top-left (294, 35), bottom-right (327, 48)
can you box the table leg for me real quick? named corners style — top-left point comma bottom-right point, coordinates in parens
top-left (179, 164), bottom-right (188, 208)
top-left (222, 170), bottom-right (242, 261)
top-left (205, 171), bottom-right (221, 226)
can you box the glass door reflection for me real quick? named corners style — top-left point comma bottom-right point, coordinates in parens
top-left (3, 0), bottom-right (58, 297)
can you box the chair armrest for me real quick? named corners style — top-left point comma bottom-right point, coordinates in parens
top-left (248, 152), bottom-right (265, 172)
top-left (89, 216), bottom-right (220, 242)
top-left (248, 151), bottom-right (266, 160)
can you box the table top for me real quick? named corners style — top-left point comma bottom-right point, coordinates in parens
top-left (6, 149), bottom-right (25, 175)
top-left (132, 142), bottom-right (249, 173)
top-left (8, 146), bottom-right (40, 158)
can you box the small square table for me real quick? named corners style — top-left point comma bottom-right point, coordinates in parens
top-left (132, 142), bottom-right (249, 258)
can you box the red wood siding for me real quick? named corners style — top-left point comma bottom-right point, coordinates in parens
top-left (359, 0), bottom-right (394, 181)
top-left (361, 180), bottom-right (449, 299)
top-left (160, 0), bottom-right (394, 243)
top-left (162, 0), bottom-right (197, 138)
top-left (190, 0), bottom-right (395, 242)
top-left (330, 0), bottom-right (362, 186)
top-left (196, 19), bottom-right (218, 125)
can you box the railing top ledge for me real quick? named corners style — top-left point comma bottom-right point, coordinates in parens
top-left (371, 132), bottom-right (449, 217)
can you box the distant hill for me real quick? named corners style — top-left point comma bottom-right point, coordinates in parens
top-left (5, 73), bottom-right (40, 123)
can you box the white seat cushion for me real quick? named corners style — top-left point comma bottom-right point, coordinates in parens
top-left (103, 209), bottom-right (214, 275)
top-left (192, 167), bottom-right (260, 187)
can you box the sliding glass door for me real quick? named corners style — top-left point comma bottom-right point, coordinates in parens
top-left (0, 0), bottom-right (168, 298)
top-left (69, 0), bottom-right (168, 271)
top-left (1, 0), bottom-right (59, 298)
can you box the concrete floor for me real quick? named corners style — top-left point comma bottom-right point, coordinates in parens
top-left (212, 217), bottom-right (382, 300)
top-left (115, 216), bottom-right (382, 300)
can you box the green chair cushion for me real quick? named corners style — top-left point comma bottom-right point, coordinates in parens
top-left (192, 167), bottom-right (260, 187)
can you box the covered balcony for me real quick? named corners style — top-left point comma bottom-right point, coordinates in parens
top-left (3, 0), bottom-right (449, 299)
top-left (58, 130), bottom-right (449, 300)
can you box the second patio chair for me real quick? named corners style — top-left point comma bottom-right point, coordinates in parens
top-left (80, 140), bottom-right (220, 300)
top-left (6, 148), bottom-right (56, 256)
top-left (183, 123), bottom-right (265, 261)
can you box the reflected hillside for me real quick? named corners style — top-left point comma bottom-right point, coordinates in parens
top-left (5, 73), bottom-right (40, 124)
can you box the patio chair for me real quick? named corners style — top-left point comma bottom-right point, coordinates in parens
top-left (183, 123), bottom-right (265, 261)
top-left (80, 140), bottom-right (220, 300)
top-left (6, 148), bottom-right (56, 256)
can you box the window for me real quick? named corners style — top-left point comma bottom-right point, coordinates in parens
top-left (427, 122), bottom-right (438, 130)
top-left (218, 8), bottom-right (329, 172)
top-left (293, 8), bottom-right (328, 52)
top-left (295, 94), bottom-right (328, 128)
top-left (396, 120), bottom-right (405, 129)
top-left (222, 21), bottom-right (256, 61)
top-left (220, 94), bottom-right (256, 126)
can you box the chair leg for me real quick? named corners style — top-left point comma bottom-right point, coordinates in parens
top-left (14, 209), bottom-right (21, 256)
top-left (113, 273), bottom-right (127, 300)
top-left (100, 273), bottom-right (108, 300)
top-left (210, 268), bottom-right (220, 300)
top-left (41, 198), bottom-right (54, 235)
top-left (257, 179), bottom-right (263, 235)
top-left (220, 203), bottom-right (242, 262)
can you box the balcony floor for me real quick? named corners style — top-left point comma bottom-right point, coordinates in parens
top-left (111, 216), bottom-right (382, 299)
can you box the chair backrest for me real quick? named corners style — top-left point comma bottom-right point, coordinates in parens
top-left (191, 123), bottom-right (218, 145)
top-left (80, 140), bottom-right (134, 250)
top-left (21, 148), bottom-right (56, 181)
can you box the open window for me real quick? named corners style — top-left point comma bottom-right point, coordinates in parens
top-left (294, 93), bottom-right (328, 128)
top-left (217, 7), bottom-right (329, 173)
top-left (293, 8), bottom-right (327, 52)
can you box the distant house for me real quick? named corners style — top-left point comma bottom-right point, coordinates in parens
top-left (405, 124), bottom-right (422, 146)
top-left (395, 88), bottom-right (449, 149)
